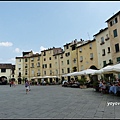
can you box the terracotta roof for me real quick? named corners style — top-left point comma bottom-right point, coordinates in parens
top-left (76, 39), bottom-right (96, 48)
top-left (93, 27), bottom-right (108, 37)
top-left (105, 11), bottom-right (120, 22)
top-left (0, 64), bottom-right (15, 69)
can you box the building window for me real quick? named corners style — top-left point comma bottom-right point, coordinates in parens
top-left (25, 58), bottom-right (27, 62)
top-left (19, 59), bottom-right (21, 62)
top-left (113, 29), bottom-right (118, 37)
top-left (81, 65), bottom-right (84, 71)
top-left (32, 70), bottom-right (34, 75)
top-left (18, 72), bottom-right (21, 77)
top-left (1, 68), bottom-right (6, 72)
top-left (79, 48), bottom-right (82, 52)
top-left (66, 45), bottom-right (69, 49)
top-left (31, 58), bottom-right (34, 61)
top-left (25, 69), bottom-right (27, 75)
top-left (110, 17), bottom-right (118, 26)
top-left (115, 17), bottom-right (118, 23)
top-left (117, 57), bottom-right (120, 63)
top-left (49, 57), bottom-right (51, 60)
top-left (108, 47), bottom-right (110, 53)
top-left (25, 64), bottom-right (27, 68)
top-left (43, 51), bottom-right (46, 56)
top-left (50, 70), bottom-right (52, 75)
top-left (80, 56), bottom-right (83, 62)
top-left (42, 64), bottom-right (47, 68)
top-left (55, 56), bottom-right (57, 59)
top-left (45, 64), bottom-right (47, 68)
top-left (49, 63), bottom-right (52, 68)
top-left (101, 37), bottom-right (104, 43)
top-left (31, 63), bottom-right (34, 68)
top-left (103, 61), bottom-right (106, 67)
top-left (37, 62), bottom-right (40, 67)
top-left (38, 56), bottom-right (40, 61)
top-left (65, 52), bottom-right (70, 57)
top-left (73, 58), bottom-right (76, 63)
top-left (37, 69), bottom-right (40, 76)
top-left (72, 45), bottom-right (76, 51)
top-left (44, 58), bottom-right (46, 61)
top-left (102, 49), bottom-right (105, 56)
top-left (44, 71), bottom-right (46, 75)
top-left (62, 69), bottom-right (64, 73)
top-left (110, 21), bottom-right (112, 26)
top-left (89, 43), bottom-right (92, 49)
top-left (115, 43), bottom-right (119, 53)
top-left (67, 60), bottom-right (69, 65)
top-left (61, 61), bottom-right (63, 65)
top-left (67, 68), bottom-right (70, 73)
top-left (56, 69), bottom-right (58, 74)
top-left (60, 54), bottom-right (63, 59)
top-left (90, 53), bottom-right (93, 59)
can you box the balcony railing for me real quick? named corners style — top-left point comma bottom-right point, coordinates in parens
top-left (105, 37), bottom-right (109, 41)
top-left (100, 41), bottom-right (105, 45)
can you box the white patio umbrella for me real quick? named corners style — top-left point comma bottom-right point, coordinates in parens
top-left (93, 65), bottom-right (118, 75)
top-left (72, 69), bottom-right (99, 76)
top-left (92, 69), bottom-right (103, 75)
top-left (61, 72), bottom-right (79, 77)
top-left (42, 76), bottom-right (60, 78)
top-left (112, 63), bottom-right (120, 73)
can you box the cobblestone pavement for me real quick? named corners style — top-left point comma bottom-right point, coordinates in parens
top-left (0, 85), bottom-right (120, 119)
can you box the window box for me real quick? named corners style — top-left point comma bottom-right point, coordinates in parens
top-left (100, 42), bottom-right (105, 45)
top-left (105, 37), bottom-right (109, 41)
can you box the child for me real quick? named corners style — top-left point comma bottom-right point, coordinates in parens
top-left (25, 80), bottom-right (29, 94)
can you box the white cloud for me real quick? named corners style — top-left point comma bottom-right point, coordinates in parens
top-left (14, 48), bottom-right (21, 53)
top-left (0, 42), bottom-right (13, 47)
top-left (39, 46), bottom-right (47, 53)
top-left (33, 46), bottom-right (47, 54)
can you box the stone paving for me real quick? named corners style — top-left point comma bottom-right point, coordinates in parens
top-left (0, 84), bottom-right (120, 119)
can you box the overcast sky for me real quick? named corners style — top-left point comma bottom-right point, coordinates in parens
top-left (0, 1), bottom-right (120, 65)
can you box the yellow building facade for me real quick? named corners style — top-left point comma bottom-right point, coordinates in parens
top-left (15, 10), bottom-right (120, 84)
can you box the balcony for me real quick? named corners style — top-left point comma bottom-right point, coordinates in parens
top-left (107, 51), bottom-right (110, 54)
top-left (105, 37), bottom-right (109, 41)
top-left (100, 41), bottom-right (105, 45)
top-left (102, 53), bottom-right (105, 56)
top-left (37, 73), bottom-right (40, 76)
top-left (90, 57), bottom-right (93, 60)
top-left (80, 60), bottom-right (83, 62)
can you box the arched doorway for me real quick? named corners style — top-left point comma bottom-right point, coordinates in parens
top-left (18, 78), bottom-right (22, 84)
top-left (89, 65), bottom-right (98, 87)
top-left (0, 76), bottom-right (7, 85)
top-left (89, 65), bottom-right (98, 70)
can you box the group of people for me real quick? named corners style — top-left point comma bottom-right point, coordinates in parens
top-left (9, 81), bottom-right (16, 87)
top-left (25, 80), bottom-right (31, 94)
top-left (98, 78), bottom-right (120, 95)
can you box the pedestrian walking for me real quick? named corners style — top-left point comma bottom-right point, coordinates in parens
top-left (9, 81), bottom-right (12, 87)
top-left (25, 80), bottom-right (29, 94)
top-left (28, 81), bottom-right (31, 91)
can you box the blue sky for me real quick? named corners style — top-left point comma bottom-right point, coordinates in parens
top-left (0, 1), bottom-right (120, 65)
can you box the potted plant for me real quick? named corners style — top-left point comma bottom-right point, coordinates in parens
top-left (78, 76), bottom-right (87, 89)
top-left (93, 80), bottom-right (99, 92)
